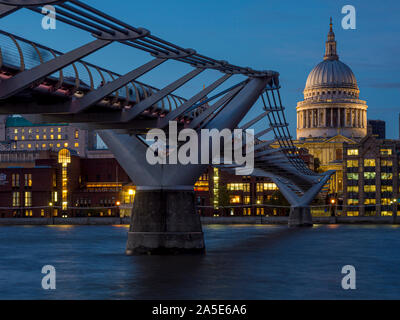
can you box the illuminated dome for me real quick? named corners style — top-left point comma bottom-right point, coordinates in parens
top-left (305, 59), bottom-right (358, 91)
top-left (296, 18), bottom-right (368, 140)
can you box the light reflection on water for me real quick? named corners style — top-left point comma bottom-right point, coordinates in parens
top-left (0, 224), bottom-right (399, 299)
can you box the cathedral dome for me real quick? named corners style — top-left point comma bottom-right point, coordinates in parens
top-left (296, 18), bottom-right (368, 140)
top-left (305, 59), bottom-right (358, 91)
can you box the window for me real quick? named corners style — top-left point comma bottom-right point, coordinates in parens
top-left (347, 186), bottom-right (359, 192)
top-left (256, 208), bottom-right (265, 216)
top-left (364, 172), bottom-right (376, 179)
top-left (64, 143), bottom-right (69, 148)
top-left (74, 130), bottom-right (79, 139)
top-left (58, 128), bottom-right (61, 133)
top-left (381, 211), bottom-right (393, 216)
top-left (256, 183), bottom-right (264, 192)
top-left (243, 183), bottom-right (250, 192)
top-left (230, 195), bottom-right (241, 204)
top-left (74, 143), bottom-right (79, 148)
top-left (347, 149), bottom-right (358, 156)
top-left (380, 149), bottom-right (392, 155)
top-left (381, 160), bottom-right (393, 167)
top-left (14, 136), bottom-right (18, 141)
top-left (50, 135), bottom-right (54, 140)
top-left (381, 198), bottom-right (392, 205)
top-left (256, 196), bottom-right (263, 204)
top-left (12, 174), bottom-right (19, 187)
top-left (347, 199), bottom-right (359, 205)
top-left (364, 185), bottom-right (376, 192)
top-left (264, 183), bottom-right (278, 190)
top-left (381, 186), bottom-right (393, 192)
top-left (347, 173), bottom-right (359, 180)
top-left (347, 211), bottom-right (359, 216)
top-left (244, 196), bottom-right (250, 204)
top-left (364, 199), bottom-right (376, 205)
top-left (243, 208), bottom-right (251, 216)
top-left (24, 191), bottom-right (32, 207)
top-left (43, 135), bottom-right (47, 140)
top-left (24, 174), bottom-right (32, 187)
top-left (12, 192), bottom-right (20, 207)
top-left (381, 173), bottom-right (393, 180)
top-left (57, 135), bottom-right (62, 140)
top-left (364, 159), bottom-right (375, 167)
top-left (346, 160), bottom-right (358, 168)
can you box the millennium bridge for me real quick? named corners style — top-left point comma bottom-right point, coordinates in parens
top-left (0, 0), bottom-right (333, 254)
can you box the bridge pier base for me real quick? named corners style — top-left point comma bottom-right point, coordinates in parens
top-left (288, 206), bottom-right (313, 227)
top-left (126, 189), bottom-right (205, 255)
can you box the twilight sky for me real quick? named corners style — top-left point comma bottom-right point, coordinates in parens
top-left (0, 0), bottom-right (399, 137)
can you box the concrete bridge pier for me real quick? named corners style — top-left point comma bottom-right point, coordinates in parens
top-left (288, 206), bottom-right (313, 227)
top-left (126, 188), bottom-right (205, 255)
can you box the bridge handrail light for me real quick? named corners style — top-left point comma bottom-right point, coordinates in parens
top-left (116, 201), bottom-right (121, 206)
top-left (330, 199), bottom-right (336, 204)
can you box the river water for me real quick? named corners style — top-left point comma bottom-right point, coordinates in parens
top-left (0, 224), bottom-right (399, 299)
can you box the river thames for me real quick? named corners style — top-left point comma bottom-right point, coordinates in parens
top-left (0, 224), bottom-right (399, 299)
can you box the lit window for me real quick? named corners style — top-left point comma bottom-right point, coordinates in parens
top-left (364, 172), bottom-right (376, 179)
top-left (230, 195), bottom-right (241, 204)
top-left (347, 199), bottom-right (359, 205)
top-left (14, 136), bottom-right (18, 141)
top-left (347, 211), bottom-right (359, 217)
top-left (347, 149), bottom-right (359, 156)
top-left (27, 144), bottom-right (32, 149)
top-left (24, 174), bottom-right (32, 187)
top-left (43, 135), bottom-right (47, 140)
top-left (21, 136), bottom-right (25, 140)
top-left (256, 208), bottom-right (264, 216)
top-left (58, 128), bottom-right (61, 133)
top-left (244, 196), bottom-right (250, 204)
top-left (42, 144), bottom-right (46, 148)
top-left (347, 173), bottom-right (359, 180)
top-left (75, 130), bottom-right (79, 139)
top-left (346, 160), bottom-right (358, 168)
top-left (57, 135), bottom-right (62, 140)
top-left (36, 135), bottom-right (40, 140)
top-left (381, 160), bottom-right (393, 167)
top-left (381, 198), bottom-right (391, 205)
top-left (381, 186), bottom-right (393, 192)
top-left (364, 199), bottom-right (376, 205)
top-left (64, 143), bottom-right (69, 148)
top-left (381, 211), bottom-right (393, 216)
top-left (364, 159), bottom-right (375, 167)
top-left (24, 191), bottom-right (32, 207)
top-left (256, 183), bottom-right (264, 192)
top-left (264, 183), bottom-right (278, 191)
top-left (12, 192), bottom-right (20, 207)
top-left (380, 149), bottom-right (392, 155)
top-left (14, 129), bottom-right (18, 134)
top-left (347, 186), bottom-right (359, 192)
top-left (381, 173), bottom-right (393, 180)
top-left (364, 185), bottom-right (376, 192)
top-left (50, 135), bottom-right (54, 140)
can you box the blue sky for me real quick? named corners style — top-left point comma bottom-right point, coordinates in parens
top-left (0, 0), bottom-right (399, 138)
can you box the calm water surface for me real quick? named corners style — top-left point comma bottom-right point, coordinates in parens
top-left (0, 224), bottom-right (399, 299)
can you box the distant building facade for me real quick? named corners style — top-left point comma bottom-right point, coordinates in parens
top-left (343, 135), bottom-right (400, 217)
top-left (368, 120), bottom-right (386, 139)
top-left (0, 115), bottom-right (88, 156)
